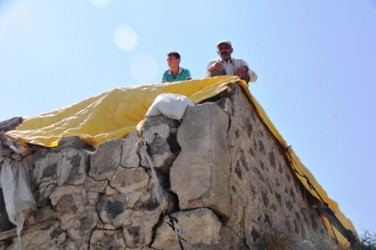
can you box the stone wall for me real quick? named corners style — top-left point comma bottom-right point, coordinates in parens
top-left (0, 85), bottom-right (341, 249)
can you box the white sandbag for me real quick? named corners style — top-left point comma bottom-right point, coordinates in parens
top-left (0, 158), bottom-right (36, 237)
top-left (146, 93), bottom-right (194, 120)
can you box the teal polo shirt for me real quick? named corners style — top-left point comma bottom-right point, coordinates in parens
top-left (162, 67), bottom-right (191, 82)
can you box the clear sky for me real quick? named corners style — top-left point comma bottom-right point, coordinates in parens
top-left (1, 0), bottom-right (375, 235)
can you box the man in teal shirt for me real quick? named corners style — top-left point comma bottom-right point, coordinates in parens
top-left (162, 52), bottom-right (192, 82)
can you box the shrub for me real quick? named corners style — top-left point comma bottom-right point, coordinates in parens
top-left (349, 230), bottom-right (376, 250)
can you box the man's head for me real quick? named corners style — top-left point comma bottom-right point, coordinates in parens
top-left (217, 40), bottom-right (233, 60)
top-left (167, 51), bottom-right (181, 69)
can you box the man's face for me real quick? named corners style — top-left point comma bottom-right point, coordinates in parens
top-left (167, 55), bottom-right (180, 68)
top-left (217, 43), bottom-right (233, 60)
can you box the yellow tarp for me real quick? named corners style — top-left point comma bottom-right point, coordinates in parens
top-left (6, 76), bottom-right (235, 148)
top-left (6, 76), bottom-right (356, 245)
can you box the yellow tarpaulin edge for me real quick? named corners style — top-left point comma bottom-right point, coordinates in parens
top-left (237, 80), bottom-right (358, 246)
top-left (6, 75), bottom-right (357, 245)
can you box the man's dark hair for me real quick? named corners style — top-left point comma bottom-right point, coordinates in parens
top-left (167, 51), bottom-right (180, 59)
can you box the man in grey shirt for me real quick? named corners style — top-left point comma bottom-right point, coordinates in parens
top-left (207, 40), bottom-right (257, 83)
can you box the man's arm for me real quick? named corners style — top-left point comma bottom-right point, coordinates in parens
top-left (207, 60), bottom-right (224, 77)
top-left (248, 68), bottom-right (257, 82)
top-left (234, 59), bottom-right (257, 83)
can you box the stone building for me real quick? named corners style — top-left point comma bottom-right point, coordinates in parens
top-left (0, 78), bottom-right (357, 249)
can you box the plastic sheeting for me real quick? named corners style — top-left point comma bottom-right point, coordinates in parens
top-left (6, 76), bottom-right (236, 148)
top-left (6, 75), bottom-right (357, 246)
top-left (0, 158), bottom-right (36, 238)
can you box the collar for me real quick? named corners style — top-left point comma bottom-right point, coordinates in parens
top-left (219, 58), bottom-right (233, 63)
top-left (168, 67), bottom-right (183, 75)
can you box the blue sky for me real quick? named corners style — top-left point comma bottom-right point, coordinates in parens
top-left (1, 0), bottom-right (375, 235)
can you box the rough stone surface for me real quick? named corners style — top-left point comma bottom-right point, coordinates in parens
top-left (170, 103), bottom-right (231, 218)
top-left (0, 117), bottom-right (23, 133)
top-left (0, 85), bottom-right (342, 250)
top-left (110, 167), bottom-right (149, 208)
top-left (120, 131), bottom-right (140, 169)
top-left (140, 115), bottom-right (180, 173)
top-left (57, 136), bottom-right (94, 151)
top-left (152, 208), bottom-right (222, 249)
top-left (89, 229), bottom-right (126, 249)
top-left (89, 138), bottom-right (123, 180)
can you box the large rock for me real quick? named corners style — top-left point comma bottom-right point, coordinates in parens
top-left (0, 117), bottom-right (23, 133)
top-left (110, 167), bottom-right (149, 208)
top-left (120, 131), bottom-right (140, 168)
top-left (90, 139), bottom-right (123, 180)
top-left (152, 208), bottom-right (222, 249)
top-left (170, 103), bottom-right (231, 218)
top-left (31, 147), bottom-right (89, 207)
top-left (49, 185), bottom-right (98, 248)
top-left (122, 210), bottom-right (161, 248)
top-left (140, 115), bottom-right (180, 173)
top-left (56, 149), bottom-right (89, 186)
top-left (97, 194), bottom-right (130, 228)
top-left (89, 229), bottom-right (126, 249)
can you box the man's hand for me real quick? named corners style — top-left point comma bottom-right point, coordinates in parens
top-left (236, 65), bottom-right (248, 78)
top-left (208, 62), bottom-right (224, 72)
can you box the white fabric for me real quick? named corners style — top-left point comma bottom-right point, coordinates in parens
top-left (207, 57), bottom-right (257, 82)
top-left (222, 60), bottom-right (235, 76)
top-left (146, 93), bottom-right (194, 120)
top-left (0, 157), bottom-right (36, 237)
